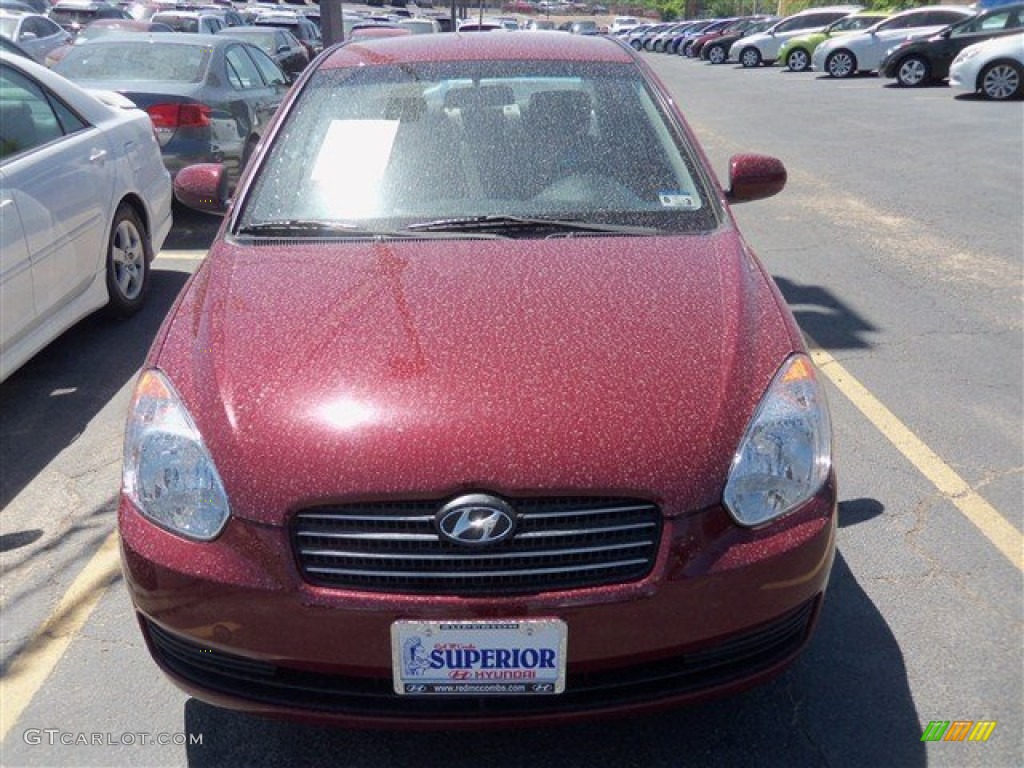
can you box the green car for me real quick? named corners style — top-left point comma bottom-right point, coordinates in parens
top-left (777, 11), bottom-right (890, 71)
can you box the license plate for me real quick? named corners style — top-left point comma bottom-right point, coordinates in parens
top-left (391, 619), bottom-right (567, 696)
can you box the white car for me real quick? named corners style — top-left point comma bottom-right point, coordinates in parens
top-left (950, 32), bottom-right (1024, 100)
top-left (812, 5), bottom-right (974, 78)
top-left (609, 16), bottom-right (641, 35)
top-left (729, 5), bottom-right (863, 68)
top-left (0, 53), bottom-right (172, 382)
top-left (0, 10), bottom-right (71, 64)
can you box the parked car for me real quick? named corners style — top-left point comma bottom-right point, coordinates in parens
top-left (0, 52), bottom-right (172, 382)
top-left (687, 16), bottom-right (758, 59)
top-left (49, 1), bottom-right (130, 37)
top-left (776, 10), bottom-right (889, 72)
top-left (679, 18), bottom-right (735, 57)
top-left (217, 24), bottom-right (309, 81)
top-left (0, 10), bottom-right (71, 63)
top-left (149, 11), bottom-right (226, 34)
top-left (253, 11), bottom-right (322, 59)
top-left (52, 34), bottom-right (289, 186)
top-left (649, 21), bottom-right (691, 54)
top-left (397, 17), bottom-right (441, 34)
top-left (730, 5), bottom-right (863, 68)
top-left (567, 19), bottom-right (599, 35)
top-left (949, 30), bottom-right (1024, 98)
top-left (608, 15), bottom-right (640, 34)
top-left (880, 3), bottom-right (1023, 87)
top-left (44, 18), bottom-right (173, 67)
top-left (122, 32), bottom-right (837, 727)
top-left (812, 5), bottom-right (974, 78)
top-left (702, 17), bottom-right (778, 64)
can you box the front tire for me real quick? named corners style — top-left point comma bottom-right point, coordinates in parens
top-left (740, 47), bottom-right (762, 68)
top-left (786, 48), bottom-right (810, 72)
top-left (826, 49), bottom-right (857, 79)
top-left (105, 203), bottom-right (151, 317)
top-left (707, 44), bottom-right (727, 65)
top-left (979, 60), bottom-right (1022, 100)
top-left (896, 55), bottom-right (930, 87)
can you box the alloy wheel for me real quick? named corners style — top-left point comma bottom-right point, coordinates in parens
top-left (981, 62), bottom-right (1021, 100)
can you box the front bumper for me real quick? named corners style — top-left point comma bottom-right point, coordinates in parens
top-left (119, 481), bottom-right (837, 728)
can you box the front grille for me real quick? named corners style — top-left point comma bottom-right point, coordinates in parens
top-left (143, 599), bottom-right (818, 720)
top-left (292, 496), bottom-right (662, 595)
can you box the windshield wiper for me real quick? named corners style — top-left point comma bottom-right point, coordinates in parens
top-left (405, 215), bottom-right (660, 237)
top-left (236, 219), bottom-right (503, 239)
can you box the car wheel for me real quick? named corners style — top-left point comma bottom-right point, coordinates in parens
top-left (682, 41), bottom-right (694, 57)
top-left (979, 60), bottom-right (1022, 100)
top-left (826, 50), bottom-right (856, 79)
top-left (630, 39), bottom-right (641, 50)
top-left (786, 48), bottom-right (810, 72)
top-left (896, 55), bottom-right (930, 87)
top-left (707, 45), bottom-right (726, 65)
top-left (740, 47), bottom-right (761, 68)
top-left (105, 203), bottom-right (151, 317)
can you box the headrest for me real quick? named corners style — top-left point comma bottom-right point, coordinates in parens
top-left (444, 84), bottom-right (515, 110)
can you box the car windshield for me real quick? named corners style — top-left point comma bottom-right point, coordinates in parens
top-left (238, 60), bottom-right (717, 234)
top-left (55, 40), bottom-right (208, 81)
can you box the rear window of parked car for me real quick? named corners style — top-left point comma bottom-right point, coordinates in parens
top-left (55, 41), bottom-right (208, 82)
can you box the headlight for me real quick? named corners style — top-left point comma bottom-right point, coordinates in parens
top-left (122, 369), bottom-right (230, 541)
top-left (723, 354), bottom-right (832, 528)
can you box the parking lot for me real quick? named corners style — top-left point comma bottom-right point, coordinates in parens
top-left (1, 36), bottom-right (1022, 768)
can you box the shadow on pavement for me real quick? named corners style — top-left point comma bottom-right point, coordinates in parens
top-left (773, 276), bottom-right (879, 351)
top-left (181, 500), bottom-right (922, 768)
top-left (163, 206), bottom-right (223, 252)
top-left (0, 268), bottom-right (190, 510)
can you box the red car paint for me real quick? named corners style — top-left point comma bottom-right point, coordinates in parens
top-left (120, 32), bottom-right (837, 728)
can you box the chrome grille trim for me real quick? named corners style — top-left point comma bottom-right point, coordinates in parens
top-left (292, 496), bottom-right (662, 596)
top-left (299, 541), bottom-right (651, 562)
top-left (306, 559), bottom-right (652, 580)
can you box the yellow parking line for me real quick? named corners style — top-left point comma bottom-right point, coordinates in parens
top-left (810, 344), bottom-right (1023, 571)
top-left (0, 532), bottom-right (122, 742)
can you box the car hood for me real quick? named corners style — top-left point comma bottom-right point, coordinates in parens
top-left (155, 233), bottom-right (800, 526)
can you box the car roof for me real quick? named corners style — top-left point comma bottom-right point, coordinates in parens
top-left (321, 30), bottom-right (634, 69)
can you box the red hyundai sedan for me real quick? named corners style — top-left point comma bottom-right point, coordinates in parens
top-left (119, 31), bottom-right (837, 727)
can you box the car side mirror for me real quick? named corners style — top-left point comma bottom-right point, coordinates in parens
top-left (725, 154), bottom-right (787, 204)
top-left (174, 163), bottom-right (229, 215)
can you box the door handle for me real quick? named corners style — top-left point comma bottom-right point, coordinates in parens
top-left (89, 148), bottom-right (107, 164)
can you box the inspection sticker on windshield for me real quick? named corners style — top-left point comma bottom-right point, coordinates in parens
top-left (658, 191), bottom-right (699, 209)
top-left (391, 619), bottom-right (567, 695)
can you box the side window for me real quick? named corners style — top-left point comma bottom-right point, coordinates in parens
top-left (225, 44), bottom-right (262, 90)
top-left (881, 15), bottom-right (916, 31)
top-left (248, 45), bottom-right (287, 87)
top-left (36, 17), bottom-right (63, 38)
top-left (773, 19), bottom-right (798, 34)
top-left (929, 11), bottom-right (969, 27)
top-left (0, 64), bottom-right (83, 159)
